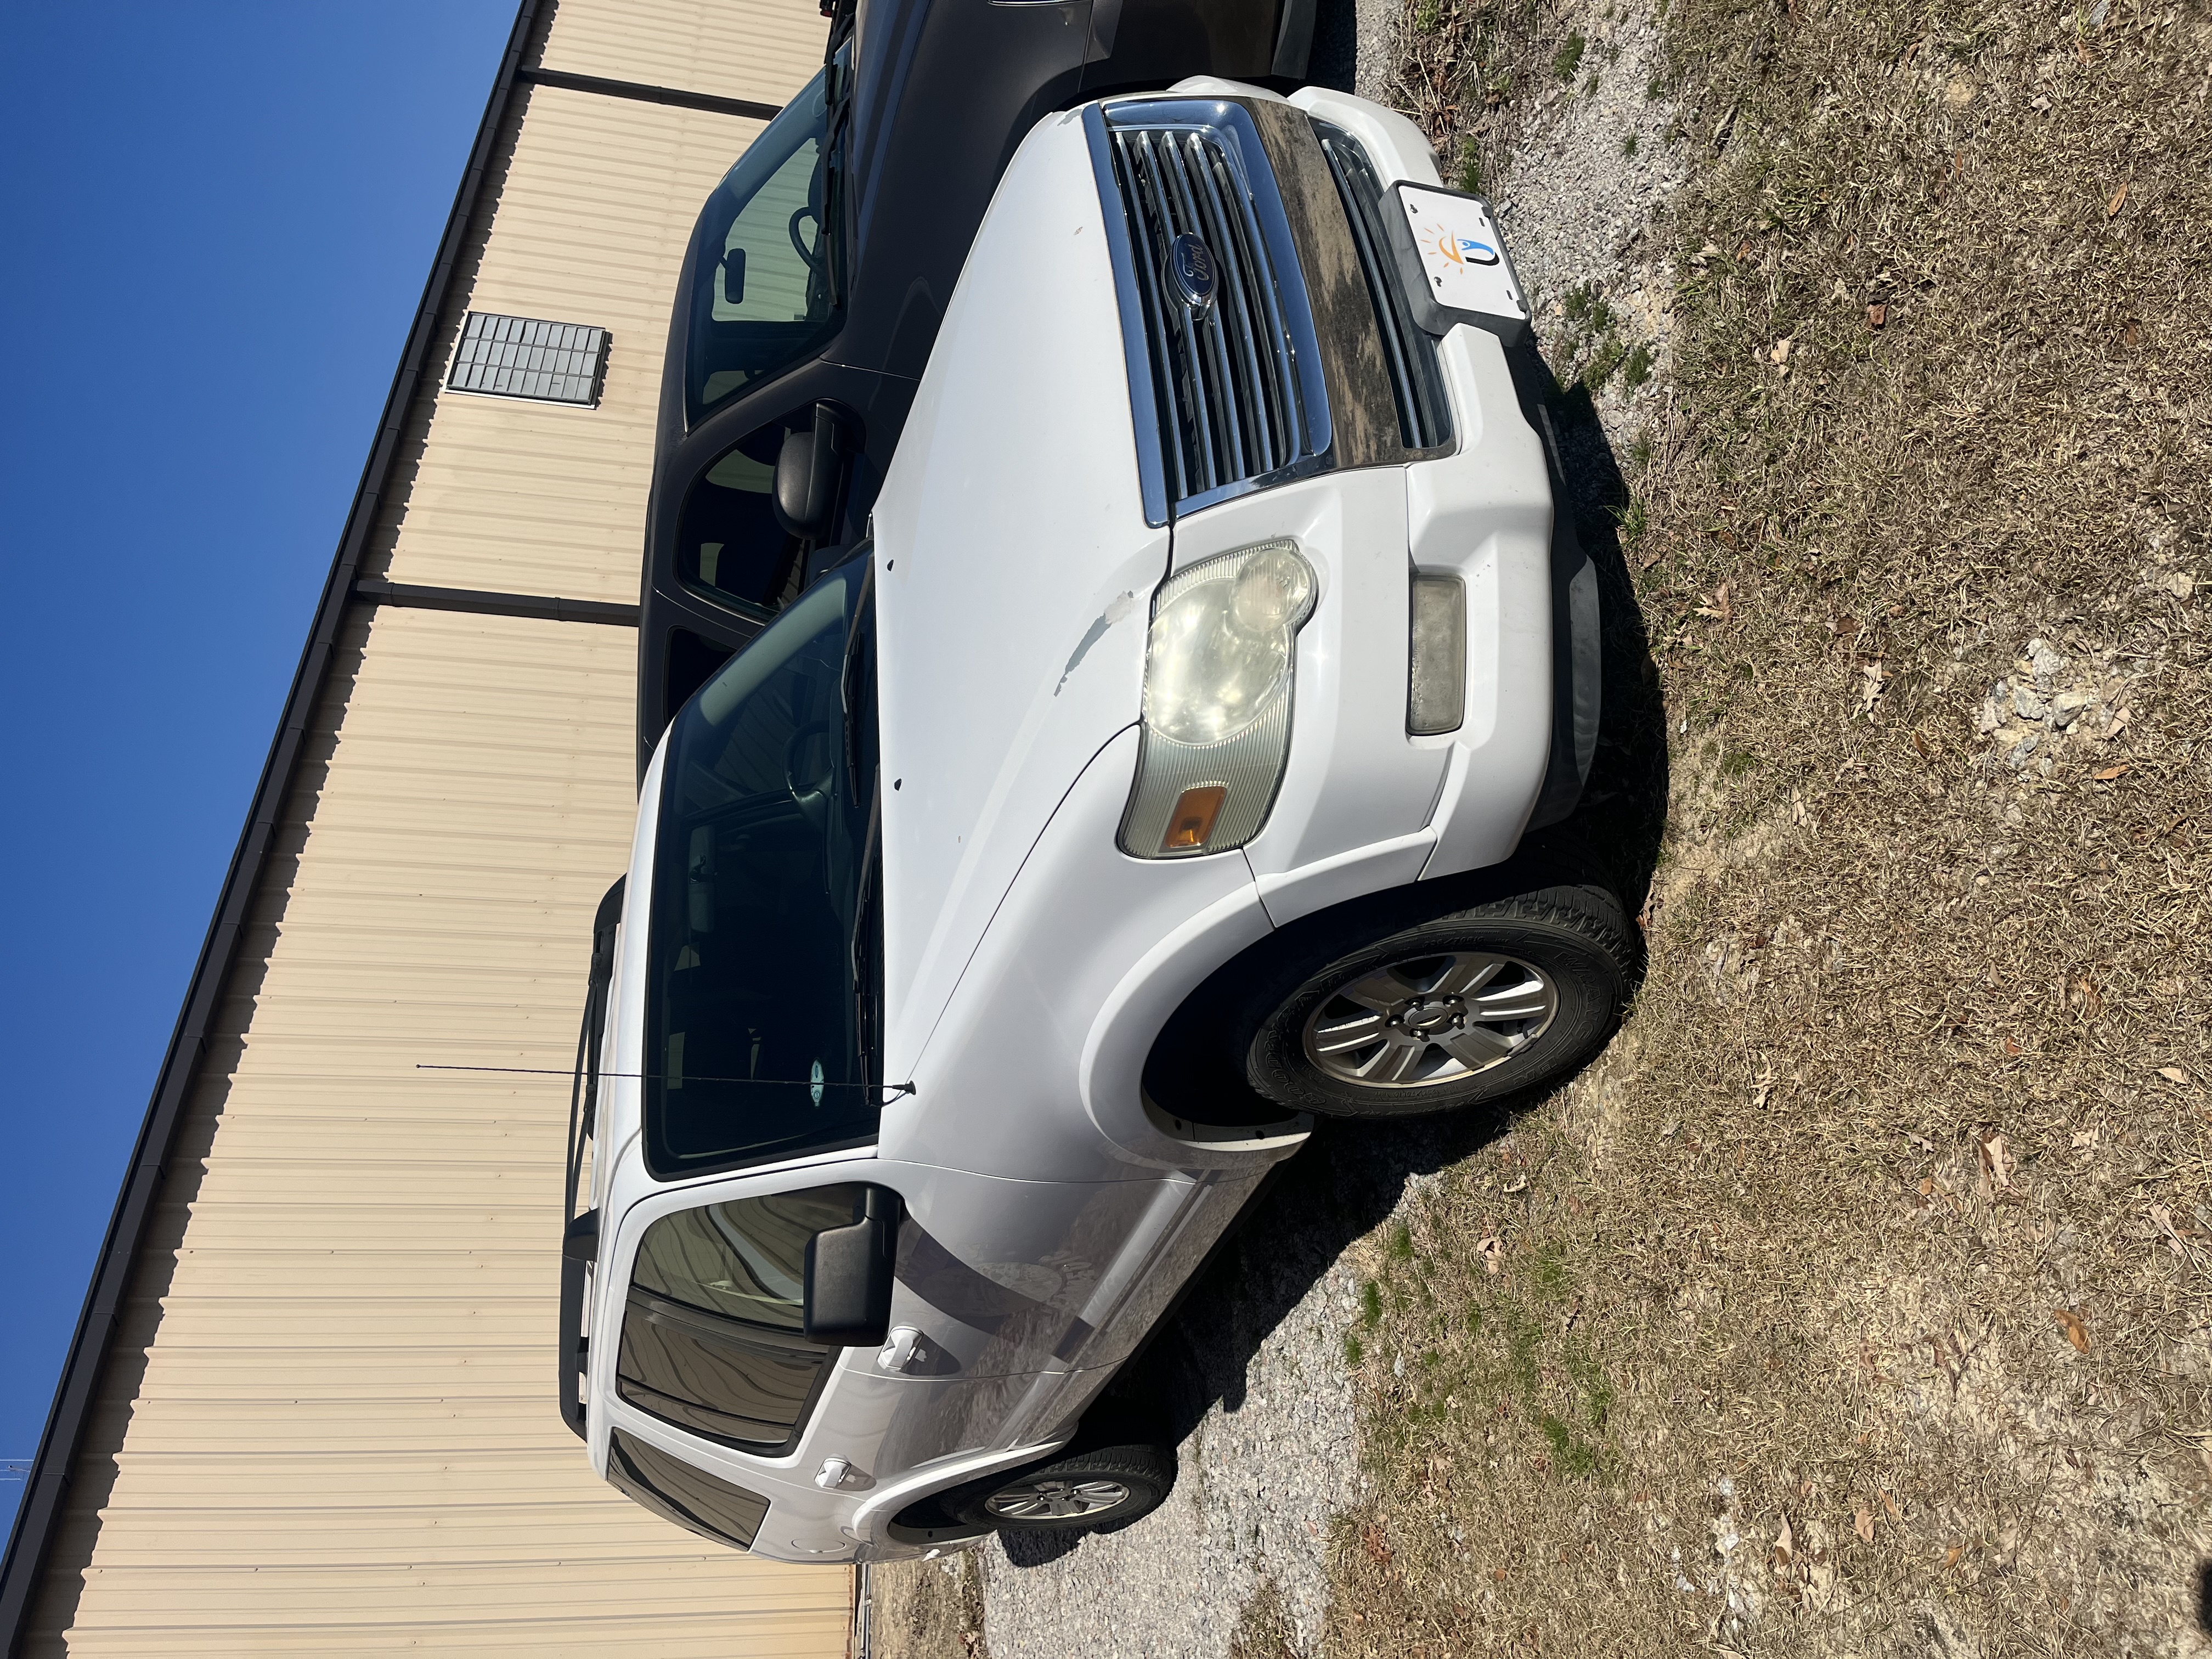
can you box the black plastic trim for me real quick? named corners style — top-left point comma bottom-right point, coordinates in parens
top-left (352, 577), bottom-right (640, 627)
top-left (517, 65), bottom-right (782, 123)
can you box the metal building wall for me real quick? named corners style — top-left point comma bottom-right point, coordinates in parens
top-left (8, 2), bottom-right (850, 1652)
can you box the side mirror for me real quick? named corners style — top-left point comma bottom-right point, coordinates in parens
top-left (803, 1185), bottom-right (900, 1347)
top-left (719, 247), bottom-right (746, 307)
top-left (772, 402), bottom-right (852, 540)
top-left (562, 1209), bottom-right (600, 1262)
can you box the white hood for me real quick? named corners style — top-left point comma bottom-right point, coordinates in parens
top-left (872, 110), bottom-right (1170, 1075)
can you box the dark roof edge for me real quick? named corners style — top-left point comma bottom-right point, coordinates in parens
top-left (0, 2), bottom-right (546, 1646)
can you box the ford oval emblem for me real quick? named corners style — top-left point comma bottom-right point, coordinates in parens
top-left (1166, 233), bottom-right (1219, 308)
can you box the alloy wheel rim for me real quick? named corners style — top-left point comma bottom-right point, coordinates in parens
top-left (983, 1477), bottom-right (1132, 1522)
top-left (1300, 951), bottom-right (1558, 1089)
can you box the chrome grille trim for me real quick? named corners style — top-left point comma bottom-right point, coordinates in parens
top-left (1083, 100), bottom-right (1332, 526)
top-left (1311, 120), bottom-right (1454, 454)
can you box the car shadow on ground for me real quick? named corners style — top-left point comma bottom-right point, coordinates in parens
top-left (1000, 286), bottom-right (1669, 1575)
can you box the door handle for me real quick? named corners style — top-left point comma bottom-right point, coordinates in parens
top-left (877, 1325), bottom-right (926, 1373)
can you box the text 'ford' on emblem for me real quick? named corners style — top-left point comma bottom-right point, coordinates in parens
top-left (1167, 233), bottom-right (1219, 308)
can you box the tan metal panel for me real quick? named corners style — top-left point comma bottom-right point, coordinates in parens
top-left (25, 8), bottom-right (854, 1650)
top-left (539, 0), bottom-right (826, 108)
top-left (369, 92), bottom-right (765, 602)
top-left (33, 609), bottom-right (849, 1653)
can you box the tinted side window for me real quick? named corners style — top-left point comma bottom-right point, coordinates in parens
top-left (675, 424), bottom-right (811, 619)
top-left (607, 1429), bottom-right (769, 1551)
top-left (617, 1294), bottom-right (824, 1449)
top-left (616, 1187), bottom-right (865, 1453)
top-left (633, 1187), bottom-right (864, 1329)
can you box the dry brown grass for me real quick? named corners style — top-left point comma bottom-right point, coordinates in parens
top-left (1313, 0), bottom-right (2212, 1652)
top-left (869, 1555), bottom-right (990, 1659)
top-left (1389, 0), bottom-right (1593, 194)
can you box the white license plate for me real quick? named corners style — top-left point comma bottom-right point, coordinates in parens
top-left (1396, 184), bottom-right (1529, 329)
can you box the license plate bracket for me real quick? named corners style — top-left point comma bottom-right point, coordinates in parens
top-left (1384, 183), bottom-right (1532, 345)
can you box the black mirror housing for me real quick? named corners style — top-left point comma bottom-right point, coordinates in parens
top-left (773, 402), bottom-right (852, 540)
top-left (719, 246), bottom-right (746, 306)
top-left (562, 1209), bottom-right (600, 1262)
top-left (803, 1184), bottom-right (900, 1347)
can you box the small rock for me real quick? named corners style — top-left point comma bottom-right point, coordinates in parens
top-left (2028, 640), bottom-right (2066, 685)
top-left (2011, 684), bottom-right (2048, 721)
top-left (2051, 689), bottom-right (2094, 725)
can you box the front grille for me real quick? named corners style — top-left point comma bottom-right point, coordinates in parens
top-left (1094, 103), bottom-right (1328, 519)
top-left (1311, 122), bottom-right (1454, 453)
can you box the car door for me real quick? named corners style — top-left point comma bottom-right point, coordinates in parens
top-left (601, 1165), bottom-right (1051, 1510)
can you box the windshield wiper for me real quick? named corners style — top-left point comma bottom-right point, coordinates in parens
top-left (838, 551), bottom-right (874, 795)
top-left (848, 779), bottom-right (882, 1076)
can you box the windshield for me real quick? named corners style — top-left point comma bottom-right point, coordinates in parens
top-left (645, 561), bottom-right (881, 1177)
top-left (684, 61), bottom-right (846, 425)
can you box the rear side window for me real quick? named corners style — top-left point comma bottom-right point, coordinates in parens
top-left (607, 1429), bottom-right (769, 1550)
top-left (616, 1188), bottom-right (864, 1454)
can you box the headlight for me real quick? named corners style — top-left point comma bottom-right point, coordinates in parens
top-left (1119, 540), bottom-right (1317, 859)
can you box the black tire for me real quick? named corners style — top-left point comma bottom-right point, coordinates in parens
top-left (949, 1441), bottom-right (1176, 1534)
top-left (1235, 875), bottom-right (1633, 1120)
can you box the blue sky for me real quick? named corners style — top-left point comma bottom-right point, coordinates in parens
top-left (0, 1), bottom-right (518, 1522)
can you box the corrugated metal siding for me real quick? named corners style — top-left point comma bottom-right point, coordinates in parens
top-left (370, 91), bottom-right (763, 602)
top-left (30, 611), bottom-right (849, 1656)
top-left (538, 0), bottom-right (825, 106)
top-left (21, 0), bottom-right (847, 1651)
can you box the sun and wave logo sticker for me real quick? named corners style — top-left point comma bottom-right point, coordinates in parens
top-left (1422, 222), bottom-right (1502, 268)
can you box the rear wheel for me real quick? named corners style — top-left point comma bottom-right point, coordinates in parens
top-left (951, 1442), bottom-right (1175, 1535)
top-left (1238, 876), bottom-right (1634, 1120)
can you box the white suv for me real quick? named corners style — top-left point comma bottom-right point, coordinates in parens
top-left (561, 81), bottom-right (1628, 1564)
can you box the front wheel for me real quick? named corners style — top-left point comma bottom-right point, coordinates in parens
top-left (951, 1442), bottom-right (1175, 1535)
top-left (1241, 878), bottom-right (1634, 1119)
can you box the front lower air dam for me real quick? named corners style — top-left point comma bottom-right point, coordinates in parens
top-left (1119, 540), bottom-right (1317, 858)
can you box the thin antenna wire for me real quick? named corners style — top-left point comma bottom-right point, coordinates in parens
top-left (418, 1063), bottom-right (915, 1097)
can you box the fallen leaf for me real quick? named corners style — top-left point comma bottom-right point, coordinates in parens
top-left (1867, 302), bottom-right (1887, 328)
top-left (1912, 730), bottom-right (1934, 760)
top-left (1878, 1491), bottom-right (1903, 1521)
top-left (1859, 659), bottom-right (1889, 714)
top-left (2053, 1307), bottom-right (2091, 1354)
top-left (1977, 1128), bottom-right (2016, 1194)
top-left (1773, 1513), bottom-right (1795, 1568)
top-left (1502, 1175), bottom-right (1529, 1194)
top-left (2106, 180), bottom-right (2128, 217)
top-left (1944, 1544), bottom-right (1964, 1569)
top-left (1854, 1505), bottom-right (1876, 1543)
top-left (1917, 1176), bottom-right (1934, 1196)
top-left (2002, 1037), bottom-right (2022, 1057)
top-left (1770, 336), bottom-right (1794, 364)
top-left (2148, 1203), bottom-right (2198, 1262)
top-left (2123, 320), bottom-right (2141, 347)
top-left (1363, 1520), bottom-right (1394, 1567)
top-left (1477, 1234), bottom-right (1504, 1275)
top-left (2159, 1066), bottom-right (2190, 1085)
top-left (2092, 763), bottom-right (2130, 781)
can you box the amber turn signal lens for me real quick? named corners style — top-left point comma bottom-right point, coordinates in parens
top-left (1159, 784), bottom-right (1229, 854)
